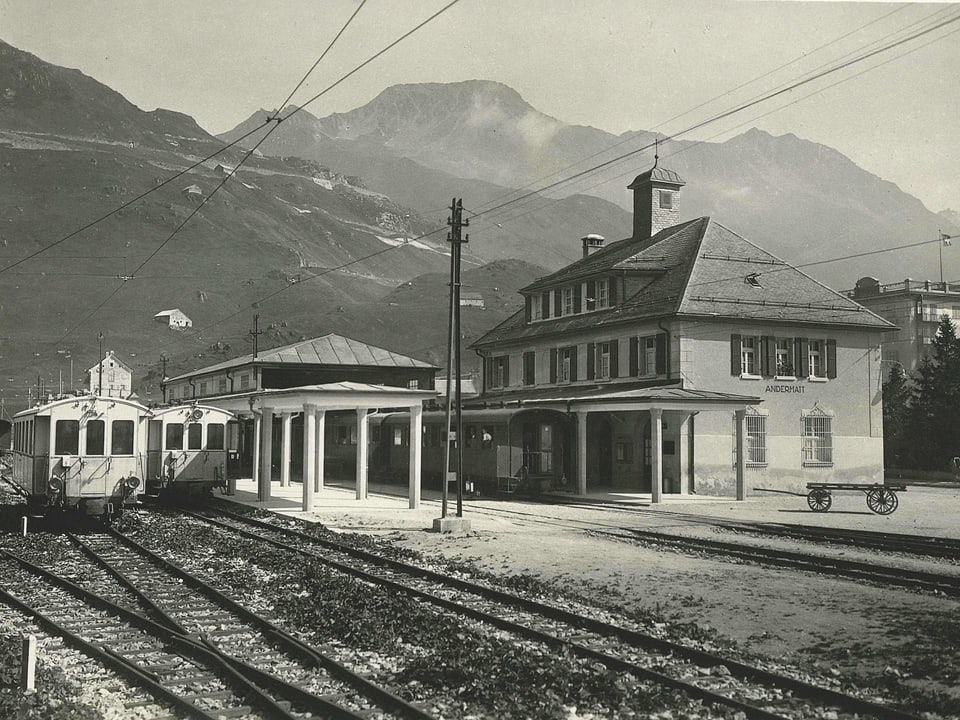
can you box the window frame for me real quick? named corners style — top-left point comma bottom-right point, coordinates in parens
top-left (746, 413), bottom-right (767, 467)
top-left (165, 423), bottom-right (184, 451)
top-left (562, 287), bottom-right (575, 316)
top-left (801, 412), bottom-right (834, 466)
top-left (111, 420), bottom-right (135, 456)
top-left (86, 419), bottom-right (106, 456)
top-left (775, 338), bottom-right (795, 378)
top-left (740, 336), bottom-right (759, 377)
top-left (207, 423), bottom-right (225, 450)
top-left (55, 419), bottom-right (80, 456)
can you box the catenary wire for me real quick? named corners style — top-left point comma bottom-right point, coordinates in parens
top-left (13, 3), bottom-right (955, 388)
top-left (37, 0), bottom-right (463, 358)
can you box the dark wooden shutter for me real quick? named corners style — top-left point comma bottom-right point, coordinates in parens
top-left (574, 284), bottom-right (582, 314)
top-left (629, 337), bottom-right (639, 376)
top-left (826, 339), bottom-right (837, 379)
top-left (610, 339), bottom-right (619, 378)
top-left (483, 356), bottom-right (491, 393)
top-left (655, 333), bottom-right (667, 375)
top-left (730, 334), bottom-right (741, 376)
top-left (586, 281), bottom-right (596, 311)
top-left (762, 336), bottom-right (776, 377)
top-left (523, 351), bottom-right (535, 385)
top-left (554, 289), bottom-right (562, 316)
top-left (609, 277), bottom-right (618, 305)
top-left (524, 296), bottom-right (532, 322)
top-left (570, 346), bottom-right (578, 381)
top-left (797, 338), bottom-right (809, 377)
top-left (550, 348), bottom-right (558, 383)
top-left (586, 343), bottom-right (595, 380)
top-left (542, 292), bottom-right (550, 319)
top-left (503, 356), bottom-right (510, 387)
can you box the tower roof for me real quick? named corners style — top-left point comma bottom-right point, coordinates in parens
top-left (627, 165), bottom-right (686, 189)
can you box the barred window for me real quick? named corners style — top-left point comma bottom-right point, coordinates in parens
top-left (802, 414), bottom-right (833, 465)
top-left (746, 414), bottom-right (767, 466)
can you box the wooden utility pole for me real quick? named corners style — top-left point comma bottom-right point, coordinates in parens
top-left (249, 313), bottom-right (263, 360)
top-left (441, 198), bottom-right (468, 519)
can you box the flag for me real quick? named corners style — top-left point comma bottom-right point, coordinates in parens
top-left (942, 233), bottom-right (953, 246)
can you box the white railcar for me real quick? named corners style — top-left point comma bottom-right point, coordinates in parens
top-left (10, 395), bottom-right (148, 517)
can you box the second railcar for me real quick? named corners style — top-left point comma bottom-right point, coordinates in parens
top-left (145, 404), bottom-right (239, 497)
top-left (325, 407), bottom-right (573, 494)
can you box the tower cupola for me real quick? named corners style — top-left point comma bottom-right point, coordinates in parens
top-left (627, 163), bottom-right (685, 240)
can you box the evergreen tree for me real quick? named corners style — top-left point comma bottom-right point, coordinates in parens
top-left (881, 362), bottom-right (910, 469)
top-left (906, 316), bottom-right (960, 470)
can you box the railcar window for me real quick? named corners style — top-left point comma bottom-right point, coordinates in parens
top-left (112, 421), bottom-right (135, 455)
top-left (86, 420), bottom-right (105, 455)
top-left (166, 424), bottom-right (184, 450)
top-left (207, 423), bottom-right (225, 450)
top-left (481, 426), bottom-right (494, 449)
top-left (55, 420), bottom-right (80, 455)
top-left (188, 423), bottom-right (202, 450)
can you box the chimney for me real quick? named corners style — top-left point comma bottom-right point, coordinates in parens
top-left (627, 165), bottom-right (685, 240)
top-left (581, 234), bottom-right (605, 258)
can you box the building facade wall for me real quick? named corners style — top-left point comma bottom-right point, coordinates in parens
top-left (676, 320), bottom-right (885, 494)
top-left (478, 316), bottom-right (886, 495)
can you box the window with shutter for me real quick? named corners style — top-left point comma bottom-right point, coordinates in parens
top-left (586, 281), bottom-right (596, 311)
top-left (523, 351), bottom-right (536, 386)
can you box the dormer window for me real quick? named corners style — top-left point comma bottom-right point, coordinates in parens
top-left (595, 278), bottom-right (609, 308)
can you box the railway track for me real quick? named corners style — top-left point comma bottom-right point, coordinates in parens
top-left (172, 504), bottom-right (921, 720)
top-left (549, 500), bottom-right (960, 560)
top-left (0, 530), bottom-right (435, 720)
top-left (435, 499), bottom-right (960, 596)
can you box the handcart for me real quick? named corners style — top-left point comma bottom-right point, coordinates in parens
top-left (805, 483), bottom-right (905, 515)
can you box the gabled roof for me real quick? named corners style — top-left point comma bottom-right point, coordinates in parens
top-left (166, 333), bottom-right (435, 382)
top-left (155, 308), bottom-right (187, 317)
top-left (473, 217), bottom-right (895, 349)
top-left (86, 350), bottom-right (132, 374)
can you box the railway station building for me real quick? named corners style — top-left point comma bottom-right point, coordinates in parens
top-left (470, 165), bottom-right (896, 499)
top-left (161, 333), bottom-right (438, 509)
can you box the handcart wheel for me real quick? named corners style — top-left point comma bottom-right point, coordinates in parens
top-left (866, 487), bottom-right (898, 515)
top-left (807, 488), bottom-right (832, 512)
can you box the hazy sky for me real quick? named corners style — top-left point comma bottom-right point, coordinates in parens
top-left (2, 0), bottom-right (959, 212)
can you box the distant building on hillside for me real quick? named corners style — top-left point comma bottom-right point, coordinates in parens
top-left (181, 184), bottom-right (203, 200)
top-left (460, 292), bottom-right (485, 309)
top-left (87, 351), bottom-right (132, 398)
top-left (154, 308), bottom-right (193, 329)
top-left (847, 276), bottom-right (960, 374)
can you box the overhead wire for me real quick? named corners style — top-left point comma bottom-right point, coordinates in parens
top-left (37, 0), bottom-right (463, 358)
top-left (12, 2), bottom-right (957, 388)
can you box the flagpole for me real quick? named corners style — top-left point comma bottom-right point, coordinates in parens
top-left (940, 229), bottom-right (944, 285)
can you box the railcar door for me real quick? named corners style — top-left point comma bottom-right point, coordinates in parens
top-left (146, 420), bottom-right (162, 483)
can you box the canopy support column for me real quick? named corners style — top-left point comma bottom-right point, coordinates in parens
top-left (280, 411), bottom-right (292, 487)
top-left (356, 408), bottom-right (369, 500)
top-left (576, 410), bottom-right (588, 496)
top-left (651, 407), bottom-right (663, 504)
top-left (409, 404), bottom-right (423, 509)
top-left (314, 409), bottom-right (325, 493)
top-left (302, 404), bottom-right (316, 511)
top-left (259, 407), bottom-right (274, 501)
